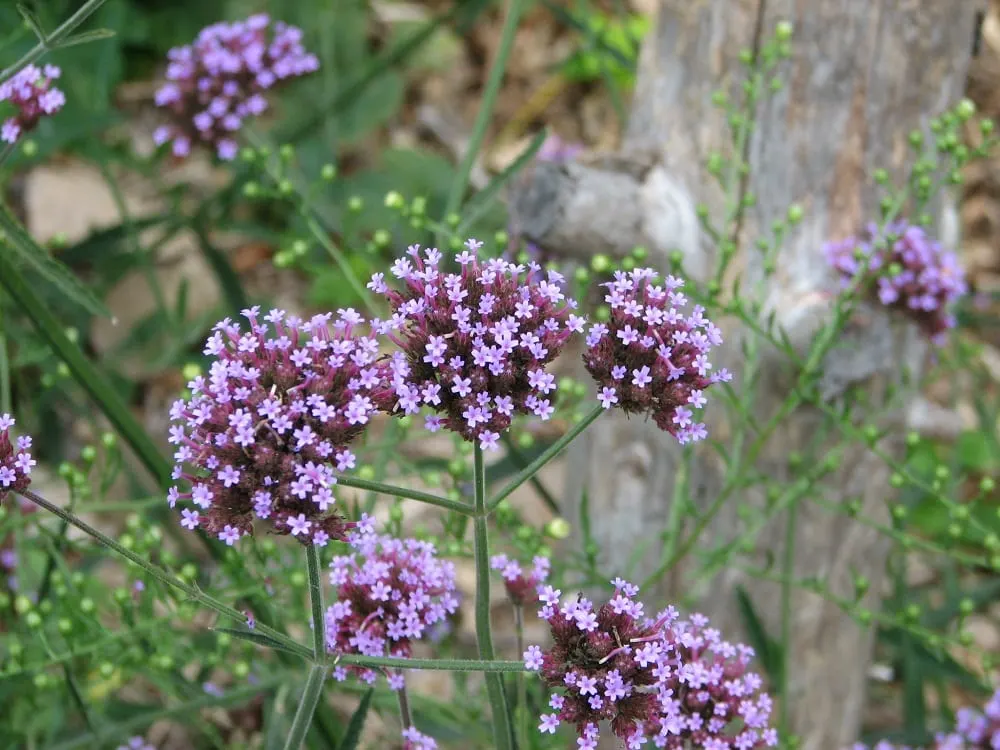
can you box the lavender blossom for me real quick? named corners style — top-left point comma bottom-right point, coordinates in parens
top-left (325, 532), bottom-right (459, 687)
top-left (583, 268), bottom-right (729, 444)
top-left (167, 307), bottom-right (393, 546)
top-left (0, 414), bottom-right (35, 502)
top-left (0, 64), bottom-right (65, 144)
top-left (490, 553), bottom-right (550, 606)
top-left (153, 14), bottom-right (318, 160)
top-left (824, 221), bottom-right (967, 345)
top-left (526, 578), bottom-right (777, 749)
top-left (371, 239), bottom-right (585, 449)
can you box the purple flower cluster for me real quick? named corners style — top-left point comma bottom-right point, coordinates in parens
top-left (583, 268), bottom-right (729, 444)
top-left (0, 64), bottom-right (65, 144)
top-left (0, 414), bottom-right (34, 502)
top-left (153, 14), bottom-right (318, 160)
top-left (370, 239), bottom-right (586, 450)
top-left (490, 553), bottom-right (550, 606)
top-left (824, 221), bottom-right (967, 345)
top-left (536, 133), bottom-right (584, 164)
top-left (401, 727), bottom-right (438, 750)
top-left (325, 532), bottom-right (460, 687)
top-left (851, 688), bottom-right (999, 749)
top-left (525, 578), bottom-right (777, 749)
top-left (167, 307), bottom-right (393, 547)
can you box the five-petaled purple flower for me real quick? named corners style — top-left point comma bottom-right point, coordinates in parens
top-left (0, 414), bottom-right (34, 502)
top-left (325, 530), bottom-right (460, 688)
top-left (167, 307), bottom-right (393, 546)
top-left (372, 239), bottom-right (586, 449)
top-left (583, 268), bottom-right (729, 444)
top-left (526, 578), bottom-right (777, 749)
top-left (490, 553), bottom-right (550, 606)
top-left (824, 221), bottom-right (967, 345)
top-left (153, 14), bottom-right (318, 160)
top-left (0, 64), bottom-right (65, 144)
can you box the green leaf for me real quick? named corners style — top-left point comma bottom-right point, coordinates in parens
top-left (0, 201), bottom-right (110, 318)
top-left (213, 628), bottom-right (309, 657)
top-left (734, 585), bottom-right (784, 685)
top-left (337, 688), bottom-right (374, 750)
top-left (53, 27), bottom-right (116, 49)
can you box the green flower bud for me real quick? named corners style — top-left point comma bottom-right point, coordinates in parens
top-left (545, 518), bottom-right (571, 539)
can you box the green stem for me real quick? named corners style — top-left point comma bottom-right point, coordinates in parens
top-left (337, 474), bottom-right (473, 515)
top-left (441, 0), bottom-right (525, 236)
top-left (0, 0), bottom-right (110, 85)
top-left (332, 654), bottom-right (525, 672)
top-left (514, 604), bottom-right (529, 750)
top-left (305, 545), bottom-right (325, 659)
top-left (777, 500), bottom-right (798, 737)
top-left (488, 405), bottom-right (604, 512)
top-left (396, 681), bottom-right (413, 729)
top-left (282, 664), bottom-right (328, 750)
top-left (473, 446), bottom-right (514, 750)
top-left (16, 488), bottom-right (311, 661)
top-left (303, 214), bottom-right (378, 314)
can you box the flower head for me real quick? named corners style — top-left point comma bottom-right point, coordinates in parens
top-left (325, 532), bottom-right (459, 687)
top-left (528, 579), bottom-right (777, 748)
top-left (824, 221), bottom-right (967, 345)
top-left (0, 64), bottom-right (64, 144)
top-left (374, 240), bottom-right (583, 448)
top-left (583, 268), bottom-right (726, 443)
top-left (490, 553), bottom-right (550, 606)
top-left (167, 307), bottom-right (392, 546)
top-left (0, 414), bottom-right (34, 502)
top-left (153, 14), bottom-right (318, 159)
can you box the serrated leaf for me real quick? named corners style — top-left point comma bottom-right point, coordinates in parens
top-left (212, 627), bottom-right (310, 658)
top-left (0, 200), bottom-right (110, 318)
top-left (53, 27), bottom-right (116, 49)
top-left (338, 688), bottom-right (374, 750)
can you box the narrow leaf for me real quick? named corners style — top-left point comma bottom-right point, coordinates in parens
top-left (734, 585), bottom-right (784, 685)
top-left (0, 200), bottom-right (110, 318)
top-left (213, 627), bottom-right (308, 657)
top-left (52, 27), bottom-right (116, 49)
top-left (337, 688), bottom-right (374, 750)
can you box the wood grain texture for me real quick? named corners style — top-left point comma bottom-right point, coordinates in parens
top-left (511, 1), bottom-right (980, 746)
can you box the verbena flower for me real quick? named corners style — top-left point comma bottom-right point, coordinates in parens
top-left (526, 578), bottom-right (777, 749)
top-left (153, 14), bottom-right (318, 160)
top-left (325, 532), bottom-right (459, 687)
top-left (490, 553), bottom-right (549, 606)
top-left (583, 268), bottom-right (729, 444)
top-left (401, 727), bottom-right (438, 750)
top-left (0, 414), bottom-right (35, 502)
top-left (167, 307), bottom-right (393, 546)
top-left (371, 239), bottom-right (585, 450)
top-left (536, 134), bottom-right (584, 164)
top-left (0, 64), bottom-right (65, 144)
top-left (824, 221), bottom-right (967, 345)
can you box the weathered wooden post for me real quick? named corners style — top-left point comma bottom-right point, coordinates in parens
top-left (511, 2), bottom-right (980, 746)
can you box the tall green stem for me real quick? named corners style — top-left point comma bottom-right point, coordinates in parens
top-left (282, 664), bottom-right (327, 750)
top-left (488, 405), bottom-right (604, 512)
top-left (473, 446), bottom-right (514, 750)
top-left (283, 546), bottom-right (329, 749)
